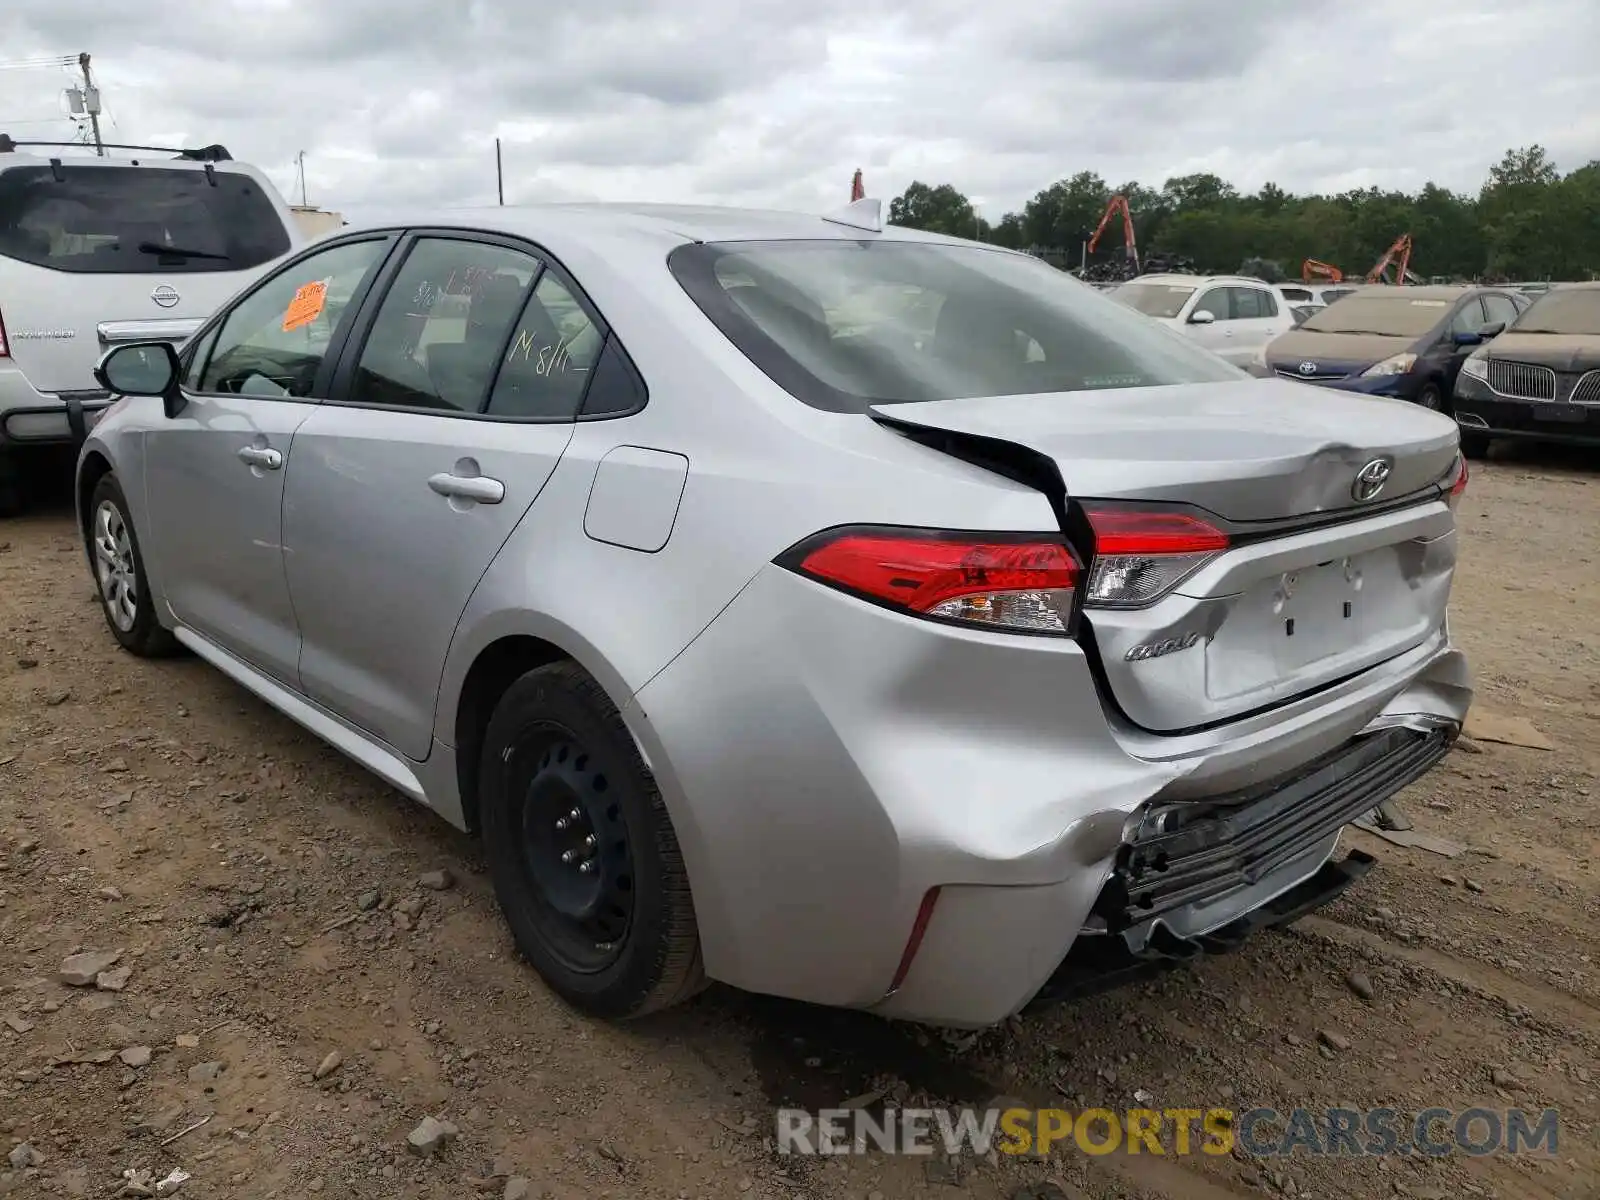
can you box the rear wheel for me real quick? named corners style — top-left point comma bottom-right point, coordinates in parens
top-left (478, 661), bottom-right (704, 1019)
top-left (0, 451), bottom-right (23, 518)
top-left (1460, 431), bottom-right (1492, 460)
top-left (87, 475), bottom-right (179, 657)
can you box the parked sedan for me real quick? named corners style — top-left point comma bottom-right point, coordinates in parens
top-left (1452, 282), bottom-right (1600, 456)
top-left (77, 206), bottom-right (1472, 1029)
top-left (1261, 285), bottom-right (1529, 410)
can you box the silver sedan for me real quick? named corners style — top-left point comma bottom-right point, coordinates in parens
top-left (76, 201), bottom-right (1473, 1028)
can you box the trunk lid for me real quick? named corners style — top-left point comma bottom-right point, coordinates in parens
top-left (871, 380), bottom-right (1461, 732)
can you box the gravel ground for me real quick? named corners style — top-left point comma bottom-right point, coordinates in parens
top-left (1, 445), bottom-right (1596, 1200)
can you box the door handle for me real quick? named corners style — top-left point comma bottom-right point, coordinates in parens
top-left (237, 446), bottom-right (283, 470)
top-left (428, 471), bottom-right (504, 504)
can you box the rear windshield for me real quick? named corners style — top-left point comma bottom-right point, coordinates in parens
top-left (1510, 288), bottom-right (1600, 335)
top-left (1299, 294), bottom-right (1454, 337)
top-left (669, 241), bottom-right (1241, 413)
top-left (0, 164), bottom-right (290, 274)
top-left (1109, 281), bottom-right (1195, 318)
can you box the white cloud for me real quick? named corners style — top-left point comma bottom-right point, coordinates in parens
top-left (1, 0), bottom-right (1596, 221)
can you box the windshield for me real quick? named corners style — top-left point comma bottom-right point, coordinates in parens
top-left (0, 164), bottom-right (290, 274)
top-left (1300, 294), bottom-right (1454, 337)
top-left (669, 241), bottom-right (1242, 413)
top-left (1108, 281), bottom-right (1195, 318)
top-left (1510, 289), bottom-right (1600, 335)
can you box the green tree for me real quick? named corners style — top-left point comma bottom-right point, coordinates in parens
top-left (887, 182), bottom-right (984, 239)
top-left (887, 146), bottom-right (1600, 280)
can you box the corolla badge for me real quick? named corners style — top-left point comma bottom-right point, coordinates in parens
top-left (151, 284), bottom-right (180, 308)
top-left (1352, 457), bottom-right (1393, 503)
top-left (1298, 361), bottom-right (1318, 376)
top-left (1125, 631), bottom-right (1202, 662)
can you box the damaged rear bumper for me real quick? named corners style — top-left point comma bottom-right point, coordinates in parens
top-left (1029, 723), bottom-right (1453, 1007)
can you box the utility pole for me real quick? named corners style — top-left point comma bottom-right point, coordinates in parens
top-left (495, 138), bottom-right (504, 205)
top-left (78, 53), bottom-right (103, 156)
top-left (296, 150), bottom-right (308, 206)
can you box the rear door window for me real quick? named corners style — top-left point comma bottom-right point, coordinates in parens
top-left (487, 272), bottom-right (606, 419)
top-left (348, 236), bottom-right (540, 413)
top-left (0, 164), bottom-right (291, 274)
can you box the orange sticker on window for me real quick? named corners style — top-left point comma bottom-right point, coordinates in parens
top-left (281, 280), bottom-right (328, 332)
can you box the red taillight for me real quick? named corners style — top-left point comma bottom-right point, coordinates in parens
top-left (1083, 507), bottom-right (1231, 608)
top-left (1447, 455), bottom-right (1468, 511)
top-left (887, 887), bottom-right (941, 995)
top-left (786, 528), bottom-right (1080, 635)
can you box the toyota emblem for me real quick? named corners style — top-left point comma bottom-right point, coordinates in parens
top-left (151, 284), bottom-right (180, 308)
top-left (1352, 457), bottom-right (1393, 503)
top-left (1297, 361), bottom-right (1318, 376)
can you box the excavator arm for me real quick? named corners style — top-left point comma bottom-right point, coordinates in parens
top-left (1087, 195), bottom-right (1139, 275)
top-left (1302, 259), bottom-right (1342, 283)
top-left (1365, 235), bottom-right (1414, 285)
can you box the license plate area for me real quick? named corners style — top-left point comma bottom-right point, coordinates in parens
top-left (1533, 405), bottom-right (1585, 423)
top-left (1204, 547), bottom-right (1419, 702)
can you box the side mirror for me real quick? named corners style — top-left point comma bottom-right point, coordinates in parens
top-left (1450, 330), bottom-right (1483, 347)
top-left (1479, 322), bottom-right (1505, 339)
top-left (1188, 309), bottom-right (1216, 325)
top-left (93, 342), bottom-right (185, 418)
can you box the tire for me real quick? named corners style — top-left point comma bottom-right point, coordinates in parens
top-left (1460, 432), bottom-right (1492, 460)
top-left (1416, 383), bottom-right (1445, 412)
top-left (0, 451), bottom-right (23, 518)
top-left (86, 474), bottom-right (179, 657)
top-left (478, 660), bottom-right (704, 1019)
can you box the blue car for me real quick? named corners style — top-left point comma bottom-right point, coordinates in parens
top-left (1259, 285), bottom-right (1530, 411)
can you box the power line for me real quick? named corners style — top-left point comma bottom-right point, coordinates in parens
top-left (0, 56), bottom-right (77, 72)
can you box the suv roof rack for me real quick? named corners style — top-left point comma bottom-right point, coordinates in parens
top-left (0, 135), bottom-right (232, 162)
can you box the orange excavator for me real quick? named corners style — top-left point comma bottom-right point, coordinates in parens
top-left (1302, 259), bottom-right (1343, 283)
top-left (1366, 234), bottom-right (1416, 285)
top-left (1088, 194), bottom-right (1139, 277)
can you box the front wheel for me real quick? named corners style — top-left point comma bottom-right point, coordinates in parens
top-left (87, 475), bottom-right (178, 657)
top-left (478, 661), bottom-right (704, 1019)
top-left (1416, 383), bottom-right (1445, 412)
top-left (1460, 431), bottom-right (1492, 460)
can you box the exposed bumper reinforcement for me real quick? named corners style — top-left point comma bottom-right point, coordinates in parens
top-left (1028, 847), bottom-right (1377, 1007)
top-left (1095, 724), bottom-right (1450, 930)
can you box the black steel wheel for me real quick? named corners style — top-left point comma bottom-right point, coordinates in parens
top-left (478, 661), bottom-right (703, 1018)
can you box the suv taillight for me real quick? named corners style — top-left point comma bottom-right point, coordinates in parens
top-left (1081, 508), bottom-right (1231, 608)
top-left (781, 527), bottom-right (1081, 635)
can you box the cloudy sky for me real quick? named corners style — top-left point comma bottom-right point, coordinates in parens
top-left (2, 0), bottom-right (1597, 221)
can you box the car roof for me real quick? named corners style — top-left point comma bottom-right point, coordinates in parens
top-left (339, 202), bottom-right (986, 250)
top-left (1126, 273), bottom-right (1273, 287)
top-left (0, 149), bottom-right (263, 176)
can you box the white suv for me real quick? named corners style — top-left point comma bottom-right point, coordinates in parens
top-left (1108, 274), bottom-right (1296, 366)
top-left (0, 138), bottom-right (300, 512)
